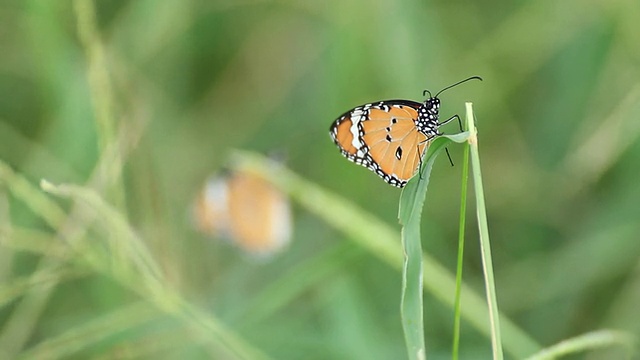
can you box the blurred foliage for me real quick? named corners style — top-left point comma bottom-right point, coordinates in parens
top-left (1, 0), bottom-right (640, 359)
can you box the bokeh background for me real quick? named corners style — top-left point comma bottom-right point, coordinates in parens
top-left (1, 0), bottom-right (640, 359)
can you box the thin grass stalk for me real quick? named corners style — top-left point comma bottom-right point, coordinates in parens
top-left (524, 329), bottom-right (635, 360)
top-left (19, 303), bottom-right (158, 360)
top-left (73, 0), bottom-right (116, 154)
top-left (73, 0), bottom-right (128, 269)
top-left (466, 102), bottom-right (504, 360)
top-left (452, 138), bottom-right (470, 360)
top-left (0, 162), bottom-right (69, 358)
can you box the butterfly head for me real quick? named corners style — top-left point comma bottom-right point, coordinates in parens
top-left (417, 76), bottom-right (483, 135)
top-left (422, 95), bottom-right (440, 114)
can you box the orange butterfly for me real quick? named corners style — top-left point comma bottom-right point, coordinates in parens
top-left (329, 76), bottom-right (481, 187)
top-left (192, 168), bottom-right (292, 257)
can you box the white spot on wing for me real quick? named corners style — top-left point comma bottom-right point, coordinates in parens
top-left (350, 110), bottom-right (365, 150)
top-left (267, 191), bottom-right (292, 253)
top-left (203, 177), bottom-right (230, 231)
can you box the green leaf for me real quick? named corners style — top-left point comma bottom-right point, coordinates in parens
top-left (466, 103), bottom-right (503, 360)
top-left (398, 132), bottom-right (471, 360)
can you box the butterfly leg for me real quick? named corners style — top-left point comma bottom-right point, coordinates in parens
top-left (415, 133), bottom-right (454, 180)
top-left (416, 137), bottom-right (432, 180)
top-left (445, 147), bottom-right (455, 167)
top-left (439, 114), bottom-right (463, 132)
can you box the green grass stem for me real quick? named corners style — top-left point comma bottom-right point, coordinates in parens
top-left (73, 0), bottom-right (128, 272)
top-left (0, 162), bottom-right (70, 357)
top-left (524, 329), bottom-right (635, 360)
top-left (466, 102), bottom-right (504, 360)
top-left (452, 133), bottom-right (471, 360)
top-left (73, 0), bottom-right (116, 152)
top-left (19, 302), bottom-right (158, 360)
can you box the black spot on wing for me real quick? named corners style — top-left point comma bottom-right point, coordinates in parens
top-left (395, 146), bottom-right (403, 160)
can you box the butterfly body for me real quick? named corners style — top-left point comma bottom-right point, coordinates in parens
top-left (329, 96), bottom-right (443, 188)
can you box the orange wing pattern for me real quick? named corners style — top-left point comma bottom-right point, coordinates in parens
top-left (193, 170), bottom-right (292, 258)
top-left (330, 100), bottom-right (432, 187)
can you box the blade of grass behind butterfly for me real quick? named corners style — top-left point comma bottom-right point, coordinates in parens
top-left (398, 132), bottom-right (471, 360)
top-left (466, 102), bottom-right (503, 360)
top-left (523, 329), bottom-right (635, 360)
top-left (452, 135), bottom-right (470, 360)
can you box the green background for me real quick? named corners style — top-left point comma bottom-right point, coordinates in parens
top-left (1, 0), bottom-right (639, 358)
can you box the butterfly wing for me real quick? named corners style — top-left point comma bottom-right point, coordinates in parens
top-left (329, 100), bottom-right (430, 187)
top-left (193, 170), bottom-right (292, 257)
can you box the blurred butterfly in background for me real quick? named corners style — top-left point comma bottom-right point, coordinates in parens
top-left (192, 166), bottom-right (292, 258)
top-left (329, 76), bottom-right (482, 188)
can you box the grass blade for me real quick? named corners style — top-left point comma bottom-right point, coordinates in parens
top-left (398, 133), bottom-right (470, 360)
top-left (452, 137), bottom-right (470, 360)
top-left (524, 329), bottom-right (635, 360)
top-left (20, 302), bottom-right (158, 360)
top-left (466, 102), bottom-right (504, 360)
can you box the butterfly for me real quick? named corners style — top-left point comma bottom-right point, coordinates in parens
top-left (192, 167), bottom-right (292, 258)
top-left (329, 76), bottom-right (481, 188)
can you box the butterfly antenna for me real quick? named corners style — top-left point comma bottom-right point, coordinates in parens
top-left (435, 76), bottom-right (482, 98)
top-left (423, 89), bottom-right (432, 97)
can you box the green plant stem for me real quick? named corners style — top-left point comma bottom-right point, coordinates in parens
top-left (452, 139), bottom-right (470, 360)
top-left (0, 163), bottom-right (68, 358)
top-left (524, 329), bottom-right (635, 360)
top-left (400, 222), bottom-right (426, 360)
top-left (466, 102), bottom-right (504, 360)
top-left (73, 0), bottom-right (128, 271)
top-left (399, 163), bottom-right (431, 359)
top-left (19, 302), bottom-right (158, 360)
top-left (73, 0), bottom-right (115, 152)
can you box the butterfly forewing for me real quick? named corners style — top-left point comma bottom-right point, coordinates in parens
top-left (330, 101), bottom-right (429, 187)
